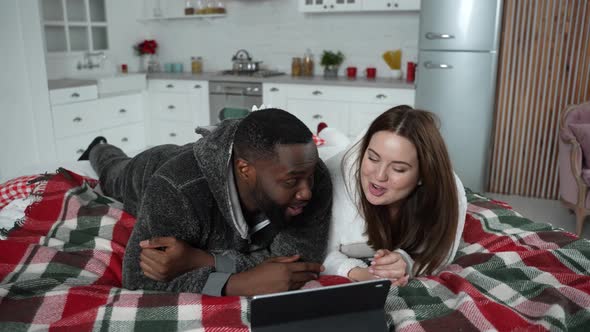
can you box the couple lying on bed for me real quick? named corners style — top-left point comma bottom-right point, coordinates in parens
top-left (80, 106), bottom-right (466, 297)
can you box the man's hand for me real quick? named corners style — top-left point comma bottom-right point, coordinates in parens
top-left (224, 255), bottom-right (324, 296)
top-left (369, 249), bottom-right (409, 286)
top-left (139, 237), bottom-right (214, 281)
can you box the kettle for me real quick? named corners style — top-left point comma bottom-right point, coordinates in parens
top-left (231, 49), bottom-right (262, 72)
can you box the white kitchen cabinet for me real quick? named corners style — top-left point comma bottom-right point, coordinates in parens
top-left (299, 0), bottom-right (418, 12)
top-left (49, 84), bottom-right (98, 105)
top-left (347, 104), bottom-right (390, 138)
top-left (102, 123), bottom-right (145, 154)
top-left (299, 0), bottom-right (361, 13)
top-left (262, 83), bottom-right (288, 110)
top-left (50, 88), bottom-right (146, 161)
top-left (265, 83), bottom-right (415, 138)
top-left (56, 123), bottom-right (145, 161)
top-left (148, 79), bottom-right (209, 146)
top-left (362, 0), bottom-right (420, 11)
top-left (288, 99), bottom-right (350, 135)
top-left (156, 121), bottom-right (198, 146)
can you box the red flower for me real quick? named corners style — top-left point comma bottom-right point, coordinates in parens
top-left (134, 39), bottom-right (158, 55)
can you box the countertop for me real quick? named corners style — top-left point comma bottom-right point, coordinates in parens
top-left (48, 78), bottom-right (98, 90)
top-left (148, 72), bottom-right (416, 89)
top-left (48, 72), bottom-right (416, 90)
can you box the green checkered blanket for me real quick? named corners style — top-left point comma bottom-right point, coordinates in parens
top-left (0, 169), bottom-right (589, 331)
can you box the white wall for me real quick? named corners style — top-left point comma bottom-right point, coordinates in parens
top-left (141, 0), bottom-right (419, 77)
top-left (0, 0), bottom-right (52, 181)
top-left (45, 1), bottom-right (419, 78)
top-left (45, 0), bottom-right (149, 79)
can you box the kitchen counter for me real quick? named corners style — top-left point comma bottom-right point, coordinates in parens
top-left (148, 72), bottom-right (415, 89)
top-left (48, 78), bottom-right (97, 90)
top-left (48, 72), bottom-right (416, 90)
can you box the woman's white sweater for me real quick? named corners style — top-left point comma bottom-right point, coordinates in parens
top-left (322, 148), bottom-right (468, 278)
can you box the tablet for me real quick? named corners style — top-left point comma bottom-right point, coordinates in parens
top-left (250, 279), bottom-right (391, 332)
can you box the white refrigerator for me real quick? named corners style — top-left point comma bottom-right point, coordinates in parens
top-left (415, 0), bottom-right (503, 192)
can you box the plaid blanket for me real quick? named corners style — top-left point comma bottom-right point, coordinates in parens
top-left (0, 170), bottom-right (589, 331)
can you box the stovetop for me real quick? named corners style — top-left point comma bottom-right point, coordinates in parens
top-left (220, 69), bottom-right (286, 77)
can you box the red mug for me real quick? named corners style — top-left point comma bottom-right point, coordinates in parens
top-left (366, 67), bottom-right (377, 79)
top-left (406, 62), bottom-right (416, 83)
top-left (346, 66), bottom-right (357, 79)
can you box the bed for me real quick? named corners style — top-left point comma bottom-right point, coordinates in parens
top-left (1, 166), bottom-right (589, 331)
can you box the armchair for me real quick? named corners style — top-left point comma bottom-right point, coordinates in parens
top-left (559, 101), bottom-right (590, 236)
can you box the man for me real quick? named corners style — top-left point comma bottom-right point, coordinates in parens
top-left (83, 109), bottom-right (332, 296)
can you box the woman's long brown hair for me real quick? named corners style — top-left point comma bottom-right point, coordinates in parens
top-left (343, 105), bottom-right (459, 276)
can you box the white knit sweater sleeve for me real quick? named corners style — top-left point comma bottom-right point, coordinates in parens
top-left (322, 149), bottom-right (369, 278)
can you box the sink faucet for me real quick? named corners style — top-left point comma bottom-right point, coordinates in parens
top-left (77, 51), bottom-right (106, 70)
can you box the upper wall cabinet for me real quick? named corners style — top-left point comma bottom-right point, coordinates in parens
top-left (362, 0), bottom-right (420, 11)
top-left (298, 0), bottom-right (419, 12)
top-left (299, 0), bottom-right (362, 13)
top-left (41, 0), bottom-right (109, 53)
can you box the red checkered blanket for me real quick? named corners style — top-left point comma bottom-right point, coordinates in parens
top-left (0, 169), bottom-right (589, 331)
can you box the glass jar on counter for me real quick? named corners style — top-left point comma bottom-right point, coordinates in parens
top-left (194, 0), bottom-right (206, 14)
top-left (302, 49), bottom-right (314, 77)
top-left (291, 57), bottom-right (302, 77)
top-left (191, 56), bottom-right (203, 74)
top-left (215, 0), bottom-right (226, 13)
top-left (184, 0), bottom-right (195, 15)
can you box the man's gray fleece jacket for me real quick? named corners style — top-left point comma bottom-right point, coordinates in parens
top-left (118, 120), bottom-right (333, 295)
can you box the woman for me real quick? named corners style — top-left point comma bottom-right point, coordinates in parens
top-left (323, 105), bottom-right (467, 285)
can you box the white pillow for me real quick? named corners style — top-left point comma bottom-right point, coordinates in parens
top-left (318, 127), bottom-right (350, 147)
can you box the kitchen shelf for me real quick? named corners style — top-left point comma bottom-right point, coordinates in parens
top-left (138, 14), bottom-right (226, 22)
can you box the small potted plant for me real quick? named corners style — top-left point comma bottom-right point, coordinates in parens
top-left (320, 50), bottom-right (345, 78)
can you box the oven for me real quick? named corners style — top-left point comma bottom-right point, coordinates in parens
top-left (209, 81), bottom-right (262, 124)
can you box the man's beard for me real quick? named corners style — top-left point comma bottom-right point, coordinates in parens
top-left (252, 182), bottom-right (289, 231)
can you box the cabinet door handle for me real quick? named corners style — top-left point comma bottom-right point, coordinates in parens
top-left (312, 114), bottom-right (323, 120)
top-left (425, 32), bottom-right (455, 40)
top-left (166, 84), bottom-right (174, 88)
top-left (76, 148), bottom-right (85, 154)
top-left (387, 2), bottom-right (391, 7)
top-left (194, 84), bottom-right (201, 89)
top-left (424, 61), bottom-right (453, 69)
top-left (312, 90), bottom-right (323, 96)
top-left (119, 109), bottom-right (127, 114)
top-left (376, 94), bottom-right (387, 99)
top-left (71, 92), bottom-right (80, 98)
top-left (168, 105), bottom-right (176, 110)
top-left (270, 87), bottom-right (279, 92)
top-left (169, 132), bottom-right (177, 137)
top-left (73, 116), bottom-right (82, 123)
top-left (121, 137), bottom-right (129, 142)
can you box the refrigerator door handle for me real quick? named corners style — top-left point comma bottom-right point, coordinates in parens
top-left (425, 32), bottom-right (455, 40)
top-left (424, 61), bottom-right (453, 69)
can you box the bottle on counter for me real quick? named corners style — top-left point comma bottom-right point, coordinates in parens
top-left (303, 49), bottom-right (314, 77)
top-left (194, 0), bottom-right (205, 14)
top-left (191, 56), bottom-right (203, 74)
top-left (185, 0), bottom-right (195, 15)
top-left (215, 0), bottom-right (226, 13)
top-left (291, 57), bottom-right (302, 77)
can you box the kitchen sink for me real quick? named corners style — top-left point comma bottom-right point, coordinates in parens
top-left (71, 73), bottom-right (146, 96)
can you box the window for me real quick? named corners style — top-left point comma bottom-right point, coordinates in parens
top-left (41, 0), bottom-right (108, 53)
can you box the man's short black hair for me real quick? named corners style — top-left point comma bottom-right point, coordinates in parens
top-left (234, 108), bottom-right (313, 161)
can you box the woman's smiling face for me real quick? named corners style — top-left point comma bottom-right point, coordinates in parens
top-left (360, 130), bottom-right (420, 207)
